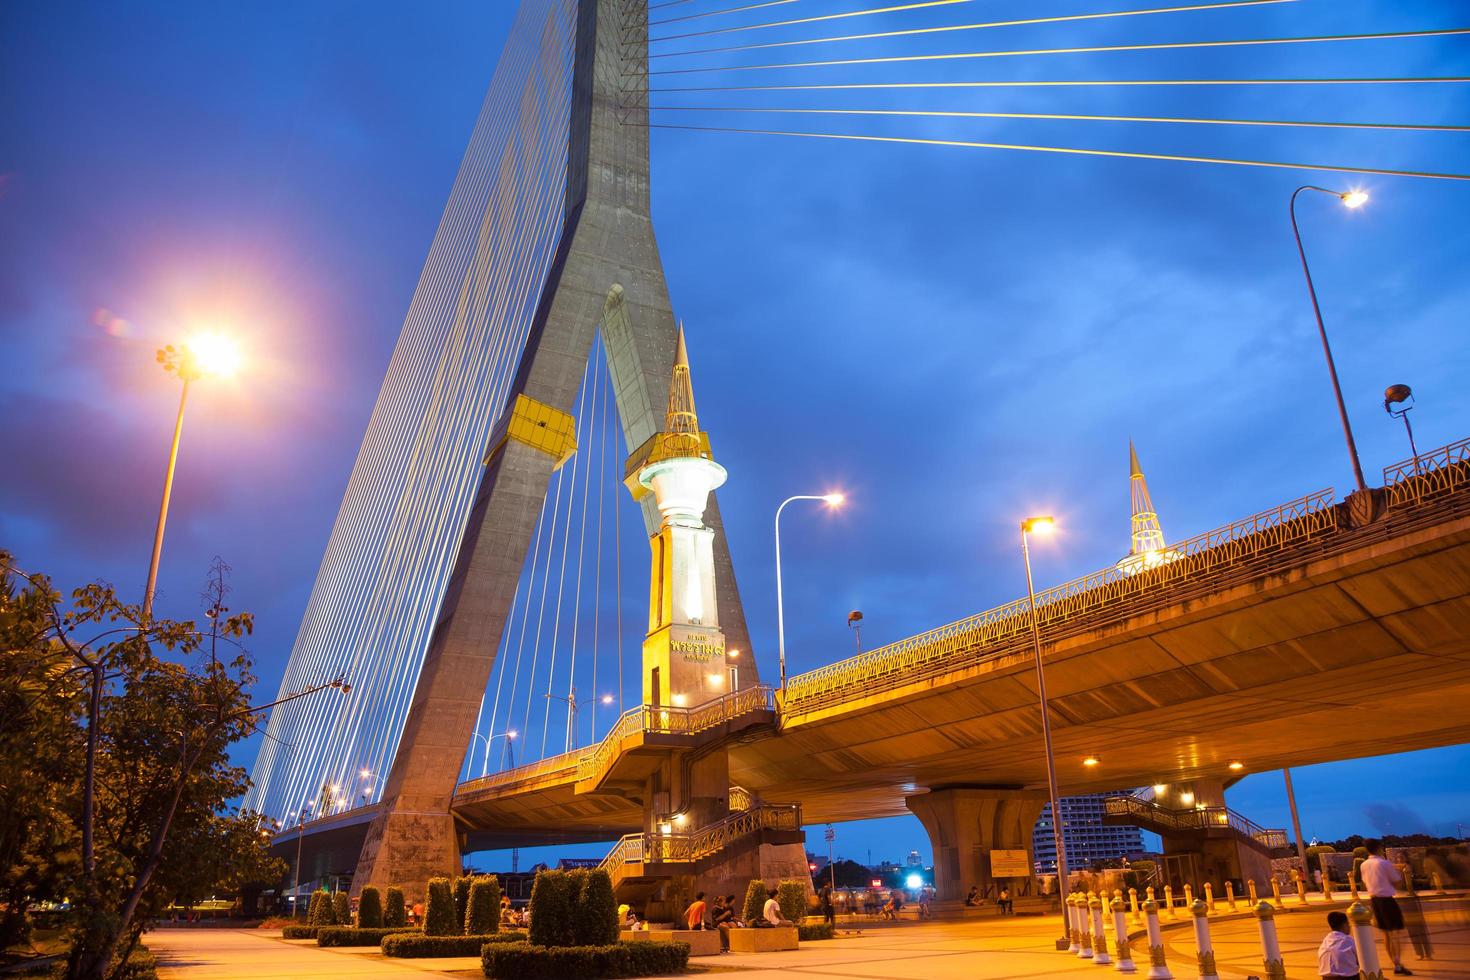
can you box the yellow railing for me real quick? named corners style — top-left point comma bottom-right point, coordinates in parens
top-left (1383, 436), bottom-right (1470, 508)
top-left (783, 488), bottom-right (1337, 711)
top-left (455, 686), bottom-right (774, 799)
top-left (598, 803), bottom-right (801, 889)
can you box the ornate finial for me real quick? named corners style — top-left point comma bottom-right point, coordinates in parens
top-left (1255, 900), bottom-right (1275, 919)
top-left (1129, 441), bottom-right (1166, 555)
top-left (659, 323), bottom-right (705, 458)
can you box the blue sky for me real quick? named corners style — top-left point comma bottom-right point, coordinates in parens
top-left (2, 0), bottom-right (1468, 870)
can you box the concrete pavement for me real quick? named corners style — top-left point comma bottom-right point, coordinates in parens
top-left (149, 898), bottom-right (1468, 978)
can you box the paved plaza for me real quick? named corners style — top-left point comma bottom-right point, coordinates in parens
top-left (150, 897), bottom-right (1468, 979)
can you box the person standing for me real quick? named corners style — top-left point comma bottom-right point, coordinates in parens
top-left (819, 884), bottom-right (836, 926)
top-left (1317, 911), bottom-right (1359, 980)
top-left (1360, 839), bottom-right (1413, 976)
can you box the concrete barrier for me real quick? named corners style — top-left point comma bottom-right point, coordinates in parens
top-left (1253, 901), bottom-right (1285, 980)
top-left (1090, 894), bottom-right (1112, 965)
top-left (728, 927), bottom-right (798, 953)
top-left (1110, 895), bottom-right (1136, 973)
top-left (620, 928), bottom-right (721, 957)
top-left (1142, 899), bottom-right (1172, 980)
top-left (1190, 900), bottom-right (1220, 980)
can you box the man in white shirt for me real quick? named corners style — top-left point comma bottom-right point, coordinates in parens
top-left (1317, 911), bottom-right (1358, 980)
top-left (1360, 839), bottom-right (1412, 975)
top-left (762, 888), bottom-right (792, 927)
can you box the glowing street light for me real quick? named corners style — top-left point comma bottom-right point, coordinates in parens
top-left (142, 333), bottom-right (243, 620)
top-left (470, 729), bottom-right (518, 777)
top-left (774, 492), bottom-right (845, 692)
top-left (1020, 513), bottom-right (1071, 949)
top-left (1289, 185), bottom-right (1370, 493)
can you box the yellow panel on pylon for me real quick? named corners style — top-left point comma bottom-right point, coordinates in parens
top-left (487, 393), bottom-right (578, 470)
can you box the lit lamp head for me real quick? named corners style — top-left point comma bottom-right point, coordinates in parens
top-left (1021, 515), bottom-right (1055, 535)
top-left (822, 492), bottom-right (845, 507)
top-left (1339, 190), bottom-right (1369, 209)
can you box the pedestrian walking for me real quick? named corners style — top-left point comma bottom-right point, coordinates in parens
top-left (1361, 839), bottom-right (1413, 975)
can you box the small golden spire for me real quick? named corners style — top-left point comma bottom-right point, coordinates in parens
top-left (663, 324), bottom-right (702, 452)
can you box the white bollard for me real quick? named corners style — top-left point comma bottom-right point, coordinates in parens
top-left (1203, 882), bottom-right (1215, 912)
top-left (1254, 901), bottom-right (1285, 980)
top-left (1111, 895), bottom-right (1137, 973)
top-left (1348, 902), bottom-right (1385, 979)
top-left (1142, 899), bottom-right (1173, 980)
top-left (1270, 877), bottom-right (1284, 909)
top-left (1246, 879), bottom-right (1258, 905)
top-left (1078, 894), bottom-right (1095, 959)
top-left (1091, 894), bottom-right (1113, 965)
top-left (1164, 885), bottom-right (1175, 919)
top-left (1224, 881), bottom-right (1236, 911)
top-left (1183, 883), bottom-right (1194, 910)
top-left (1191, 899), bottom-right (1220, 980)
top-left (1129, 887), bottom-right (1141, 926)
top-left (1068, 894), bottom-right (1081, 954)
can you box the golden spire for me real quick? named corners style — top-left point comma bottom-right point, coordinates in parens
top-left (1129, 440), bottom-right (1166, 555)
top-left (659, 324), bottom-right (706, 459)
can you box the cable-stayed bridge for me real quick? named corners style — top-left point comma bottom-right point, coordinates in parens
top-left (252, 0), bottom-right (1470, 906)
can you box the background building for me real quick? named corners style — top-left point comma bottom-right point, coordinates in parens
top-left (1033, 792), bottom-right (1146, 873)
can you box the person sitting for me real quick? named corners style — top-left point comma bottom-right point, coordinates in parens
top-left (997, 887), bottom-right (1013, 915)
top-left (761, 888), bottom-right (793, 928)
top-left (964, 885), bottom-right (981, 907)
top-left (711, 895), bottom-right (737, 952)
top-left (499, 896), bottom-right (517, 929)
top-left (684, 891), bottom-right (709, 931)
top-left (1318, 911), bottom-right (1359, 980)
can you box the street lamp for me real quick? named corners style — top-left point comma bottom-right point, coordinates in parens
top-left (547, 686), bottom-right (598, 752)
top-left (1020, 514), bottom-right (1071, 950)
top-left (1384, 384), bottom-right (1421, 469)
top-left (1289, 185), bottom-right (1369, 494)
top-left (847, 610), bottom-right (863, 655)
top-left (470, 730), bottom-right (518, 776)
top-left (775, 493), bottom-right (845, 692)
top-left (143, 333), bottom-right (241, 620)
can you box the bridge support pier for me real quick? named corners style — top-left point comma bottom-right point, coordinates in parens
top-left (906, 787), bottom-right (1046, 904)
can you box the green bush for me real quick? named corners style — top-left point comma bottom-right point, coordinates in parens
top-left (381, 933), bottom-right (504, 958)
top-left (332, 891), bottom-right (351, 926)
top-left (425, 876), bottom-right (457, 936)
top-left (798, 923), bottom-right (834, 941)
top-left (115, 946), bottom-right (158, 980)
top-left (281, 924), bottom-right (318, 939)
top-left (777, 880), bottom-right (807, 923)
top-left (385, 887), bottom-right (407, 927)
top-left (454, 875), bottom-right (473, 932)
top-left (358, 886), bottom-right (384, 929)
top-left (316, 926), bottom-right (419, 947)
top-left (307, 889), bottom-right (336, 926)
top-left (571, 869), bottom-right (618, 946)
top-left (743, 879), bottom-right (767, 925)
top-left (481, 940), bottom-right (690, 979)
top-left (467, 877), bottom-right (502, 935)
top-left (528, 869), bottom-right (574, 947)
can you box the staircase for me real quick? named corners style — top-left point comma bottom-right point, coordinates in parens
top-left (1102, 794), bottom-right (1287, 855)
top-left (599, 803), bottom-right (802, 901)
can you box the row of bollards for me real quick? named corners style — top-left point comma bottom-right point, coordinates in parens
top-left (1062, 890), bottom-right (1396, 979)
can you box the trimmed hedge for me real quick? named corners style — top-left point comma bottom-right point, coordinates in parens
top-left (381, 933), bottom-right (508, 958)
top-left (307, 889), bottom-right (336, 926)
top-left (358, 886), bottom-right (384, 929)
top-left (332, 891), bottom-right (351, 926)
top-left (742, 880), bottom-right (766, 926)
top-left (467, 876), bottom-right (502, 935)
top-left (385, 886), bottom-right (407, 928)
top-left (425, 876), bottom-right (457, 936)
top-left (572, 869), bottom-right (617, 946)
top-left (281, 924), bottom-right (318, 940)
top-left (454, 875), bottom-right (473, 932)
top-left (527, 870), bottom-right (574, 947)
top-left (316, 926), bottom-right (419, 947)
top-left (481, 940), bottom-right (690, 979)
top-left (799, 923), bottom-right (834, 941)
top-left (777, 881), bottom-right (806, 924)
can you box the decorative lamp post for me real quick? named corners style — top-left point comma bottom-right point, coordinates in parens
top-left (774, 493), bottom-right (844, 692)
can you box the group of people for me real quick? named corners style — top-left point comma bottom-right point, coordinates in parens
top-left (497, 895), bottom-right (528, 930)
top-left (1318, 839), bottom-right (1419, 978)
top-left (963, 885), bottom-right (1013, 913)
top-left (680, 889), bottom-right (795, 952)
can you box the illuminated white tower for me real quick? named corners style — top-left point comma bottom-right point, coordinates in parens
top-left (629, 327), bottom-right (730, 710)
top-left (1117, 440), bottom-right (1175, 573)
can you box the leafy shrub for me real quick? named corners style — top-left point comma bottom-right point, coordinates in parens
top-left (528, 869), bottom-right (574, 947)
top-left (481, 940), bottom-right (691, 979)
top-left (385, 887), bottom-right (407, 927)
top-left (743, 880), bottom-right (767, 925)
top-left (425, 877), bottom-right (457, 936)
top-left (798, 923), bottom-right (834, 941)
top-left (572, 869), bottom-right (618, 946)
top-left (307, 889), bottom-right (336, 926)
top-left (116, 946), bottom-right (158, 980)
top-left (467, 877), bottom-right (502, 935)
top-left (777, 880), bottom-right (807, 923)
top-left (358, 886), bottom-right (384, 929)
top-left (281, 924), bottom-right (318, 939)
top-left (332, 891), bottom-right (351, 926)
top-left (381, 933), bottom-right (503, 958)
top-left (454, 876), bottom-right (473, 932)
top-left (316, 926), bottom-right (419, 947)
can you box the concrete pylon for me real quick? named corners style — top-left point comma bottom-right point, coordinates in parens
top-left (353, 0), bottom-right (757, 900)
top-left (906, 787), bottom-right (1047, 903)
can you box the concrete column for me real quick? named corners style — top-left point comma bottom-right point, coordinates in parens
top-left (905, 787), bottom-right (1046, 903)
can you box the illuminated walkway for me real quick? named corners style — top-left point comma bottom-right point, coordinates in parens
top-left (151, 899), bottom-right (1468, 979)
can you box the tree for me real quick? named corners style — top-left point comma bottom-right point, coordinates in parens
top-left (384, 887), bottom-right (407, 928)
top-left (358, 887), bottom-right (384, 929)
top-left (0, 555), bottom-right (347, 979)
top-left (453, 875), bottom-right (472, 933)
top-left (308, 890), bottom-right (336, 926)
top-left (423, 877), bottom-right (456, 936)
top-left (332, 892), bottom-right (350, 926)
top-left (570, 869), bottom-right (616, 946)
top-left (825, 860), bottom-right (872, 889)
top-left (465, 877), bottom-right (500, 935)
top-left (528, 870), bottom-right (573, 947)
